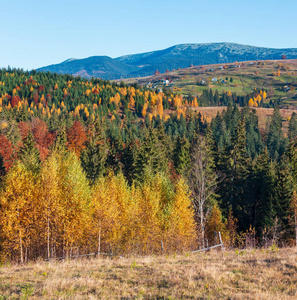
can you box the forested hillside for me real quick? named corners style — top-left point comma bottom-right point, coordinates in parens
top-left (1, 68), bottom-right (297, 263)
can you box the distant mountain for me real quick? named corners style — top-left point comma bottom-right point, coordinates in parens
top-left (37, 43), bottom-right (297, 80)
top-left (37, 56), bottom-right (139, 79)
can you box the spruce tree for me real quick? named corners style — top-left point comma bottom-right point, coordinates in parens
top-left (266, 107), bottom-right (286, 160)
top-left (173, 135), bottom-right (190, 177)
top-left (134, 127), bottom-right (169, 181)
top-left (218, 118), bottom-right (250, 229)
top-left (19, 131), bottom-right (41, 173)
top-left (251, 148), bottom-right (276, 233)
top-left (288, 112), bottom-right (297, 140)
top-left (80, 130), bottom-right (107, 183)
top-left (121, 131), bottom-right (139, 184)
top-left (275, 156), bottom-right (294, 239)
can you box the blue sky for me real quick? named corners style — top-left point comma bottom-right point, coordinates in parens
top-left (1, 0), bottom-right (297, 70)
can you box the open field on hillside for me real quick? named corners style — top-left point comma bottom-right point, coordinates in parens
top-left (117, 59), bottom-right (297, 105)
top-left (190, 106), bottom-right (296, 133)
top-left (0, 248), bottom-right (297, 299)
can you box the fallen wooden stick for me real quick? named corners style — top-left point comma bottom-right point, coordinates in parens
top-left (192, 243), bottom-right (224, 253)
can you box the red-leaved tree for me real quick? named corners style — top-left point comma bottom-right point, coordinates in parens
top-left (31, 118), bottom-right (55, 161)
top-left (66, 120), bottom-right (87, 156)
top-left (0, 134), bottom-right (15, 172)
top-left (11, 96), bottom-right (21, 108)
top-left (18, 122), bottom-right (31, 140)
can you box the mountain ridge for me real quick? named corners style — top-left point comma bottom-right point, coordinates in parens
top-left (37, 42), bottom-right (297, 80)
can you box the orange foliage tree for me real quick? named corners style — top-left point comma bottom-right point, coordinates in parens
top-left (66, 120), bottom-right (87, 156)
top-left (0, 134), bottom-right (15, 173)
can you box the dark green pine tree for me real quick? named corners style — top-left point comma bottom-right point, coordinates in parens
top-left (106, 138), bottom-right (124, 174)
top-left (288, 112), bottom-right (297, 140)
top-left (134, 127), bottom-right (169, 181)
top-left (243, 107), bottom-right (263, 158)
top-left (205, 124), bottom-right (217, 153)
top-left (0, 155), bottom-right (6, 178)
top-left (19, 130), bottom-right (41, 173)
top-left (53, 126), bottom-right (67, 152)
top-left (80, 130), bottom-right (107, 183)
top-left (266, 107), bottom-right (287, 160)
top-left (155, 122), bottom-right (173, 158)
top-left (211, 114), bottom-right (231, 150)
top-left (173, 135), bottom-right (190, 177)
top-left (121, 130), bottom-right (139, 184)
top-left (285, 140), bottom-right (297, 242)
top-left (218, 118), bottom-right (250, 229)
top-left (251, 148), bottom-right (276, 233)
top-left (214, 90), bottom-right (219, 105)
top-left (186, 117), bottom-right (196, 139)
top-left (275, 156), bottom-right (294, 240)
top-left (287, 138), bottom-right (297, 187)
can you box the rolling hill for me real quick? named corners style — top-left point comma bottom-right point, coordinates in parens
top-left (119, 58), bottom-right (297, 107)
top-left (37, 56), bottom-right (139, 79)
top-left (37, 43), bottom-right (297, 80)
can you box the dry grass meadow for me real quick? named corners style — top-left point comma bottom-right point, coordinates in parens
top-left (190, 106), bottom-right (296, 134)
top-left (1, 248), bottom-right (297, 299)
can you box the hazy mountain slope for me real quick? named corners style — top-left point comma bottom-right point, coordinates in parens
top-left (117, 43), bottom-right (297, 75)
top-left (37, 43), bottom-right (297, 79)
top-left (37, 56), bottom-right (139, 79)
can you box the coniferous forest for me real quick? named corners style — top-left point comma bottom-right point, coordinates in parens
top-left (1, 68), bottom-right (297, 263)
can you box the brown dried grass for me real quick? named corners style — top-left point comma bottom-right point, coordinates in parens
top-left (192, 106), bottom-right (296, 133)
top-left (1, 247), bottom-right (297, 299)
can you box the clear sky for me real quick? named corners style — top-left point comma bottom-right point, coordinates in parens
top-left (1, 0), bottom-right (297, 70)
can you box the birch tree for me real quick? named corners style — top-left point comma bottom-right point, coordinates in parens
top-left (189, 135), bottom-right (219, 248)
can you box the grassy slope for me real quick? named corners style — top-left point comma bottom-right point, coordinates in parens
top-left (0, 248), bottom-right (297, 299)
top-left (117, 59), bottom-right (297, 105)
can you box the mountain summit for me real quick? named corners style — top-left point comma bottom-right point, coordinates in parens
top-left (37, 43), bottom-right (297, 80)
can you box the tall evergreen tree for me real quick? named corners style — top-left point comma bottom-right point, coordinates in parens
top-left (134, 127), bottom-right (169, 181)
top-left (173, 135), bottom-right (190, 177)
top-left (266, 107), bottom-right (286, 160)
top-left (288, 112), bottom-right (297, 140)
top-left (19, 131), bottom-right (41, 173)
top-left (81, 130), bottom-right (108, 183)
top-left (251, 148), bottom-right (276, 232)
top-left (275, 156), bottom-right (294, 239)
top-left (218, 118), bottom-right (250, 229)
top-left (121, 130), bottom-right (139, 184)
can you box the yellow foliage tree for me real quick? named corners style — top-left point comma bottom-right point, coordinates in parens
top-left (192, 97), bottom-right (199, 107)
top-left (205, 203), bottom-right (226, 246)
top-left (91, 173), bottom-right (136, 254)
top-left (137, 172), bottom-right (163, 253)
top-left (157, 97), bottom-right (164, 118)
top-left (114, 92), bottom-right (121, 107)
top-left (142, 102), bottom-right (148, 118)
top-left (40, 152), bottom-right (63, 259)
top-left (0, 162), bottom-right (41, 263)
top-left (165, 178), bottom-right (196, 251)
top-left (128, 95), bottom-right (135, 109)
top-left (58, 152), bottom-right (91, 257)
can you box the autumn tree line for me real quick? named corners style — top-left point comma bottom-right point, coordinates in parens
top-left (1, 69), bottom-right (297, 263)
